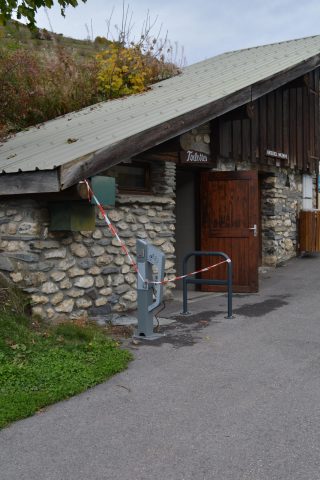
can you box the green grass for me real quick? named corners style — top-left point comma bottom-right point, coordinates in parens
top-left (0, 310), bottom-right (132, 429)
top-left (0, 20), bottom-right (99, 57)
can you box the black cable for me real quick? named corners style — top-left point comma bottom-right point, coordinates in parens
top-left (154, 300), bottom-right (166, 331)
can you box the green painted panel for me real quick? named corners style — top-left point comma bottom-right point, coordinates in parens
top-left (49, 201), bottom-right (96, 231)
top-left (91, 176), bottom-right (116, 206)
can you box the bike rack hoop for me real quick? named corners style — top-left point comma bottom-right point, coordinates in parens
top-left (181, 251), bottom-right (233, 319)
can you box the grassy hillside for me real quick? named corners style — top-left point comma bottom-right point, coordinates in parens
top-left (0, 21), bottom-right (178, 140)
top-left (0, 20), bottom-right (102, 57)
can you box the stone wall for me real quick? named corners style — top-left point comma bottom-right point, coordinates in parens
top-left (0, 161), bottom-right (176, 320)
top-left (261, 169), bottom-right (303, 266)
top-left (0, 147), bottom-right (316, 320)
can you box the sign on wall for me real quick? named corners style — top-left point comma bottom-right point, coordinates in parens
top-left (180, 149), bottom-right (211, 164)
top-left (266, 149), bottom-right (288, 160)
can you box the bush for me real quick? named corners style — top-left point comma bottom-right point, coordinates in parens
top-left (0, 46), bottom-right (101, 138)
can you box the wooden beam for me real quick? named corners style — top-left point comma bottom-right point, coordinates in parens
top-left (0, 170), bottom-right (60, 195)
top-left (137, 152), bottom-right (179, 163)
top-left (59, 87), bottom-right (252, 189)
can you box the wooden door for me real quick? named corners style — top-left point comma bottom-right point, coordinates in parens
top-left (200, 171), bottom-right (259, 292)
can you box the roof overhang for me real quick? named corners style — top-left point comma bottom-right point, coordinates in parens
top-left (0, 170), bottom-right (60, 195)
top-left (1, 51), bottom-right (320, 195)
top-left (60, 52), bottom-right (320, 190)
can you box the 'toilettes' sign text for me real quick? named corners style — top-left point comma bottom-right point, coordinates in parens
top-left (180, 150), bottom-right (211, 164)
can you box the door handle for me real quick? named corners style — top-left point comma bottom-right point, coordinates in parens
top-left (249, 224), bottom-right (258, 237)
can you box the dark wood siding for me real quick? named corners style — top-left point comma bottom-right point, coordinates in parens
top-left (214, 69), bottom-right (320, 173)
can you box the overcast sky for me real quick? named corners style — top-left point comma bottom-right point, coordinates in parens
top-left (35, 0), bottom-right (320, 65)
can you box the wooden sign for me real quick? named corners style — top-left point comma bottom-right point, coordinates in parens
top-left (266, 149), bottom-right (288, 160)
top-left (180, 149), bottom-right (211, 164)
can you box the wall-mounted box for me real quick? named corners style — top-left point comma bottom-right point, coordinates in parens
top-left (91, 176), bottom-right (116, 206)
top-left (49, 201), bottom-right (96, 231)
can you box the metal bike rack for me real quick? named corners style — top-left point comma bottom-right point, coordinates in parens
top-left (181, 251), bottom-right (233, 318)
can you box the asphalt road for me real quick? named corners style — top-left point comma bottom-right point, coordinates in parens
top-left (1, 255), bottom-right (320, 479)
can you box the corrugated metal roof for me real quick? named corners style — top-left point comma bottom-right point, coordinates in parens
top-left (1, 35), bottom-right (320, 174)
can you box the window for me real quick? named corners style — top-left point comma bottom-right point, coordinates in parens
top-left (302, 174), bottom-right (313, 210)
top-left (106, 162), bottom-right (151, 193)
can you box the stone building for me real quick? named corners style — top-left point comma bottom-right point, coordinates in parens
top-left (0, 36), bottom-right (320, 320)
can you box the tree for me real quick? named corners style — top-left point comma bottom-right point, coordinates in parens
top-left (0, 0), bottom-right (86, 29)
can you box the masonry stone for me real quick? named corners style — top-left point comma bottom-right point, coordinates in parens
top-left (68, 267), bottom-right (85, 278)
top-left (115, 284), bottom-right (131, 294)
top-left (121, 264), bottom-right (130, 274)
top-left (83, 238), bottom-right (94, 246)
top-left (42, 282), bottom-right (59, 294)
top-left (51, 292), bottom-right (64, 305)
top-left (55, 299), bottom-right (74, 313)
top-left (70, 244), bottom-right (89, 257)
top-left (0, 256), bottom-right (14, 272)
top-left (26, 272), bottom-right (47, 286)
top-left (31, 294), bottom-right (48, 304)
top-left (47, 308), bottom-right (55, 319)
top-left (67, 288), bottom-right (85, 298)
top-left (58, 258), bottom-right (76, 271)
top-left (7, 223), bottom-right (17, 235)
top-left (7, 252), bottom-right (39, 262)
top-left (95, 254), bottom-right (113, 266)
top-left (9, 272), bottom-right (23, 283)
top-left (74, 276), bottom-right (94, 289)
top-left (123, 290), bottom-right (137, 302)
top-left (108, 210), bottom-right (123, 222)
top-left (100, 287), bottom-right (112, 296)
top-left (44, 248), bottom-right (66, 259)
top-left (112, 274), bottom-right (125, 286)
top-left (97, 238), bottom-right (111, 246)
top-left (76, 298), bottom-right (93, 308)
top-left (88, 266), bottom-right (101, 275)
top-left (60, 278), bottom-right (72, 289)
top-left (90, 245), bottom-right (105, 257)
top-left (92, 230), bottom-right (102, 239)
top-left (124, 273), bottom-right (136, 284)
top-left (95, 297), bottom-right (108, 307)
top-left (114, 255), bottom-right (125, 266)
top-left (95, 276), bottom-right (105, 288)
top-left (78, 259), bottom-right (95, 269)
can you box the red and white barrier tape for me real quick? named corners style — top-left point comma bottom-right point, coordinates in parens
top-left (149, 258), bottom-right (230, 285)
top-left (81, 179), bottom-right (230, 285)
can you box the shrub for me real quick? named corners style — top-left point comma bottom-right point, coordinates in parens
top-left (0, 46), bottom-right (101, 138)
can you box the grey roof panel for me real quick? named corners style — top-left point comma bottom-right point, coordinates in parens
top-left (1, 35), bottom-right (320, 174)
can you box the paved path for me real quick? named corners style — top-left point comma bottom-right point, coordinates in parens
top-left (1, 256), bottom-right (320, 479)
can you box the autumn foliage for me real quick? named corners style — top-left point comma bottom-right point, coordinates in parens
top-left (0, 18), bottom-right (181, 139)
top-left (96, 42), bottom-right (177, 98)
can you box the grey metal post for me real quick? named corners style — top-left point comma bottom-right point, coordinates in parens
top-left (135, 239), bottom-right (165, 340)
